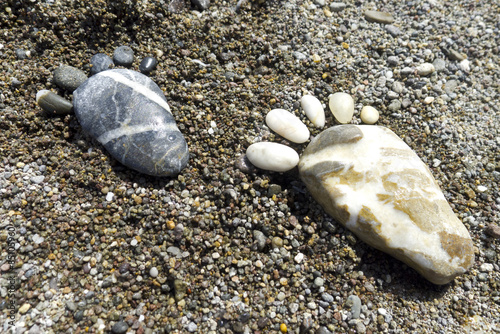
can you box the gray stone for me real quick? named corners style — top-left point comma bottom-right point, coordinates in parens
top-left (139, 57), bottom-right (158, 74)
top-left (346, 295), bottom-right (362, 319)
top-left (53, 65), bottom-right (87, 92)
top-left (73, 69), bottom-right (188, 176)
top-left (388, 100), bottom-right (401, 111)
top-left (433, 59), bottom-right (446, 72)
top-left (36, 90), bottom-right (73, 115)
top-left (329, 2), bottom-right (346, 12)
top-left (113, 46), bottom-right (134, 67)
top-left (111, 321), bottom-right (129, 334)
top-left (90, 53), bottom-right (113, 75)
top-left (364, 10), bottom-right (394, 24)
top-left (253, 230), bottom-right (267, 251)
top-left (444, 80), bottom-right (459, 95)
top-left (385, 24), bottom-right (401, 36)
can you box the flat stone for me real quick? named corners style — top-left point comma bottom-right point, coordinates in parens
top-left (53, 65), bottom-right (87, 92)
top-left (298, 125), bottom-right (474, 284)
top-left (36, 90), bottom-right (73, 115)
top-left (73, 69), bottom-right (189, 176)
top-left (364, 10), bottom-right (394, 24)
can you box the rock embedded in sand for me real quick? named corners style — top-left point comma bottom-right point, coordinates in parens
top-left (298, 125), bottom-right (474, 284)
top-left (36, 90), bottom-right (73, 115)
top-left (360, 106), bottom-right (379, 124)
top-left (53, 65), bottom-right (87, 92)
top-left (246, 142), bottom-right (299, 172)
top-left (73, 69), bottom-right (189, 176)
top-left (329, 92), bottom-right (354, 124)
top-left (265, 109), bottom-right (310, 143)
top-left (364, 10), bottom-right (395, 24)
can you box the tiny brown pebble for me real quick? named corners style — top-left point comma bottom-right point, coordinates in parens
top-left (63, 287), bottom-right (71, 294)
top-left (48, 253), bottom-right (56, 260)
top-left (485, 224), bottom-right (500, 239)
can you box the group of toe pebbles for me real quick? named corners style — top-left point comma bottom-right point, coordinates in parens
top-left (36, 45), bottom-right (473, 285)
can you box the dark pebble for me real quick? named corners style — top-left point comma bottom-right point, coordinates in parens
top-left (111, 321), bottom-right (129, 334)
top-left (235, 155), bottom-right (257, 174)
top-left (53, 65), bottom-right (87, 92)
top-left (90, 53), bottom-right (114, 75)
top-left (74, 310), bottom-right (84, 322)
top-left (65, 301), bottom-right (77, 312)
top-left (191, 0), bottom-right (210, 11)
top-left (139, 56), bottom-right (158, 74)
top-left (113, 46), bottom-right (134, 67)
top-left (35, 90), bottom-right (73, 116)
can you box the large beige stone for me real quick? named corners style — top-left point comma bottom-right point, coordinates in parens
top-left (298, 125), bottom-right (474, 284)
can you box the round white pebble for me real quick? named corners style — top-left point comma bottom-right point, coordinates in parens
top-left (329, 92), bottom-right (354, 124)
top-left (360, 106), bottom-right (379, 124)
top-left (106, 192), bottom-right (114, 202)
top-left (246, 142), bottom-right (299, 172)
top-left (301, 95), bottom-right (325, 128)
top-left (149, 267), bottom-right (159, 277)
top-left (416, 63), bottom-right (435, 76)
top-left (294, 252), bottom-right (305, 263)
top-left (265, 109), bottom-right (310, 143)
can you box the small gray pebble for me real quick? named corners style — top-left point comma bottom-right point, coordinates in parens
top-left (387, 56), bottom-right (399, 66)
top-left (316, 326), bottom-right (333, 334)
top-left (15, 48), bottom-right (28, 60)
top-left (235, 155), bottom-right (257, 174)
top-left (53, 65), bottom-right (87, 92)
top-left (253, 230), bottom-right (267, 251)
top-left (65, 301), bottom-right (77, 312)
top-left (388, 100), bottom-right (402, 111)
top-left (329, 2), bottom-right (346, 12)
top-left (74, 310), bottom-right (84, 322)
top-left (385, 24), bottom-right (401, 36)
top-left (36, 90), bottom-right (73, 115)
top-left (90, 53), bottom-right (114, 75)
top-left (364, 10), bottom-right (394, 24)
top-left (191, 0), bottom-right (210, 10)
top-left (111, 321), bottom-right (129, 334)
top-left (186, 321), bottom-right (197, 332)
top-left (30, 176), bottom-right (45, 184)
top-left (433, 59), bottom-right (446, 72)
top-left (139, 56), bottom-right (158, 74)
top-left (113, 46), bottom-right (134, 67)
top-left (347, 295), bottom-right (362, 319)
top-left (313, 277), bottom-right (324, 287)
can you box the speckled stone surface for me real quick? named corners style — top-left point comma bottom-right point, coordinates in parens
top-left (299, 125), bottom-right (474, 284)
top-left (73, 69), bottom-right (188, 176)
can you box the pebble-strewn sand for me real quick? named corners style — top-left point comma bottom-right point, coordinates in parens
top-left (0, 0), bottom-right (499, 333)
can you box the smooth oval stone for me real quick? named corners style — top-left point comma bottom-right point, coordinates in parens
top-left (364, 10), bottom-right (394, 24)
top-left (265, 109), bottom-right (310, 143)
top-left (416, 63), bottom-right (435, 76)
top-left (113, 46), bottom-right (134, 67)
top-left (246, 142), bottom-right (299, 172)
top-left (301, 95), bottom-right (325, 128)
top-left (36, 90), bottom-right (73, 115)
top-left (53, 65), bottom-right (87, 92)
top-left (90, 53), bottom-right (113, 75)
top-left (360, 106), bottom-right (379, 124)
top-left (139, 57), bottom-right (158, 74)
top-left (329, 92), bottom-right (354, 124)
top-left (73, 69), bottom-right (189, 176)
top-left (299, 125), bottom-right (474, 284)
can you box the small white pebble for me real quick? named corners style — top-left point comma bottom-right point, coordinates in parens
top-left (329, 92), bottom-right (354, 124)
top-left (130, 239), bottom-right (138, 246)
top-left (266, 109), bottom-right (310, 143)
top-left (477, 185), bottom-right (487, 193)
top-left (416, 63), bottom-right (435, 76)
top-left (424, 96), bottom-right (435, 104)
top-left (246, 142), bottom-right (299, 172)
top-left (106, 192), bottom-right (114, 202)
top-left (149, 267), bottom-right (159, 277)
top-left (479, 263), bottom-right (493, 272)
top-left (212, 252), bottom-right (220, 259)
top-left (301, 95), bottom-right (325, 128)
top-left (360, 106), bottom-right (379, 124)
top-left (294, 252), bottom-right (305, 263)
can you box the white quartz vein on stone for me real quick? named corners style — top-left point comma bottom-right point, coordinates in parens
top-left (98, 70), bottom-right (171, 112)
top-left (97, 122), bottom-right (179, 145)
